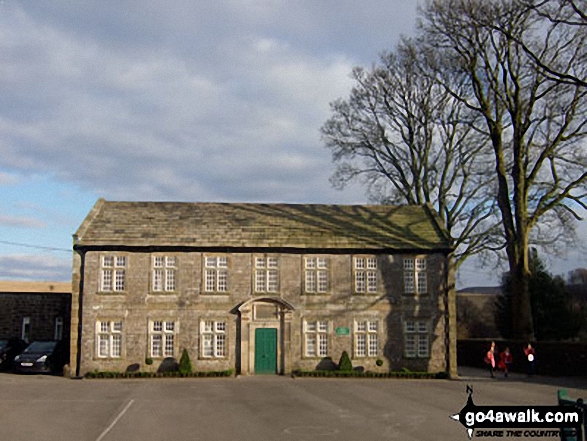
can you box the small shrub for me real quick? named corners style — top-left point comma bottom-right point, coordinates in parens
top-left (375, 359), bottom-right (383, 367)
top-left (145, 357), bottom-right (153, 366)
top-left (337, 351), bottom-right (353, 372)
top-left (179, 349), bottom-right (193, 374)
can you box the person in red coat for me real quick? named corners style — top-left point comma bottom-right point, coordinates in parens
top-left (498, 346), bottom-right (513, 377)
top-left (524, 343), bottom-right (536, 375)
top-left (485, 341), bottom-right (496, 378)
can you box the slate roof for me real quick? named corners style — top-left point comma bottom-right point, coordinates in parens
top-left (73, 199), bottom-right (451, 252)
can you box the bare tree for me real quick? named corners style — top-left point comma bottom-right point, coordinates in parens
top-left (322, 38), bottom-right (500, 270)
top-left (421, 0), bottom-right (587, 340)
top-left (516, 0), bottom-right (587, 87)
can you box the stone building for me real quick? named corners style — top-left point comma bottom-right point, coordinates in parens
top-left (71, 199), bottom-right (456, 377)
top-left (0, 281), bottom-right (71, 343)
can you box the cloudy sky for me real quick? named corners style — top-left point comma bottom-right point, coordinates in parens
top-left (0, 0), bottom-right (585, 287)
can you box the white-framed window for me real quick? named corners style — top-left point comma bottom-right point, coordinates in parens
top-left (404, 258), bottom-right (427, 294)
top-left (255, 256), bottom-right (279, 293)
top-left (304, 257), bottom-right (329, 293)
top-left (354, 319), bottom-right (379, 357)
top-left (21, 317), bottom-right (31, 343)
top-left (152, 256), bottom-right (177, 292)
top-left (204, 256), bottom-right (229, 293)
top-left (354, 257), bottom-right (377, 294)
top-left (200, 320), bottom-right (226, 358)
top-left (54, 317), bottom-right (64, 340)
top-left (149, 320), bottom-right (176, 358)
top-left (304, 320), bottom-right (329, 357)
top-left (404, 320), bottom-right (430, 358)
top-left (96, 320), bottom-right (123, 358)
top-left (101, 255), bottom-right (126, 292)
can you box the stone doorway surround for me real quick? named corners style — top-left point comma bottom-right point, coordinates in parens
top-left (234, 297), bottom-right (294, 375)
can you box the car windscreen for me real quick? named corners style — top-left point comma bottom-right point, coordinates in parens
top-left (23, 341), bottom-right (57, 353)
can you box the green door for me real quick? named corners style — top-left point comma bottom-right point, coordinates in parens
top-left (255, 328), bottom-right (277, 374)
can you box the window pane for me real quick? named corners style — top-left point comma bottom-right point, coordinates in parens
top-left (103, 256), bottom-right (114, 267)
top-left (305, 271), bottom-right (316, 293)
top-left (154, 256), bottom-right (164, 268)
top-left (115, 270), bottom-right (125, 291)
top-left (116, 256), bottom-right (126, 267)
top-left (404, 321), bottom-right (415, 333)
top-left (166, 256), bottom-right (176, 267)
top-left (112, 321), bottom-right (123, 332)
top-left (318, 334), bottom-right (328, 357)
top-left (317, 258), bottom-right (328, 269)
top-left (166, 269), bottom-right (176, 291)
top-left (217, 270), bottom-right (228, 291)
top-left (367, 257), bottom-right (377, 269)
top-left (215, 334), bottom-right (226, 357)
top-left (164, 321), bottom-right (175, 332)
top-left (416, 258), bottom-right (426, 271)
top-left (317, 271), bottom-right (328, 292)
top-left (318, 321), bottom-right (328, 333)
top-left (368, 321), bottom-right (378, 333)
top-left (355, 258), bottom-right (365, 269)
top-left (306, 334), bottom-right (316, 357)
top-left (267, 270), bottom-right (278, 292)
top-left (102, 270), bottom-right (113, 291)
top-left (100, 321), bottom-right (109, 333)
top-left (153, 321), bottom-right (163, 332)
top-left (98, 335), bottom-right (109, 357)
top-left (367, 271), bottom-right (377, 292)
top-left (417, 272), bottom-right (427, 294)
top-left (305, 321), bottom-right (316, 332)
top-left (368, 334), bottom-right (378, 356)
top-left (215, 322), bottom-right (226, 333)
top-left (355, 272), bottom-right (366, 293)
top-left (255, 270), bottom-right (266, 292)
top-left (111, 334), bottom-right (122, 357)
top-left (203, 334), bottom-right (213, 357)
top-left (404, 272), bottom-right (415, 294)
top-left (205, 270), bottom-right (216, 292)
top-left (405, 334), bottom-right (416, 358)
top-left (417, 335), bottom-right (429, 357)
top-left (355, 321), bottom-right (366, 332)
top-left (305, 257), bottom-right (316, 269)
top-left (255, 257), bottom-right (265, 268)
top-left (217, 257), bottom-right (228, 268)
top-left (403, 259), bottom-right (414, 270)
top-left (153, 269), bottom-right (163, 291)
top-left (151, 335), bottom-right (162, 357)
top-left (164, 334), bottom-right (174, 357)
top-left (267, 257), bottom-right (278, 268)
top-left (203, 320), bottom-right (213, 333)
top-left (205, 257), bottom-right (216, 268)
top-left (356, 334), bottom-right (366, 357)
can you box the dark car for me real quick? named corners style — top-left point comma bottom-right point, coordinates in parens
top-left (13, 340), bottom-right (69, 374)
top-left (0, 338), bottom-right (28, 371)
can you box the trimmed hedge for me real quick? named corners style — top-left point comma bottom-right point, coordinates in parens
top-left (85, 369), bottom-right (235, 379)
top-left (292, 370), bottom-right (448, 379)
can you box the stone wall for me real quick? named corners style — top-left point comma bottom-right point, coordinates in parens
top-left (0, 292), bottom-right (71, 343)
top-left (71, 250), bottom-right (449, 375)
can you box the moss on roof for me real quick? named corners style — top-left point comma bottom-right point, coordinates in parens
top-left (74, 199), bottom-right (451, 251)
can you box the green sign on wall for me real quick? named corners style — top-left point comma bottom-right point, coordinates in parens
top-left (335, 327), bottom-right (350, 336)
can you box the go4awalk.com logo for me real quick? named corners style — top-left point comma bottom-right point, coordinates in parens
top-left (450, 386), bottom-right (584, 439)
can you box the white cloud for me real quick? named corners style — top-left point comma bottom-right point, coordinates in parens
top-left (0, 215), bottom-right (46, 229)
top-left (0, 1), bottom-right (364, 204)
top-left (0, 254), bottom-right (71, 281)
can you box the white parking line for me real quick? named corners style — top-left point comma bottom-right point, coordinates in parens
top-left (95, 399), bottom-right (135, 441)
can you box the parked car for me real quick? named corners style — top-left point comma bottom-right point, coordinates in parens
top-left (13, 340), bottom-right (69, 374)
top-left (0, 338), bottom-right (28, 371)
